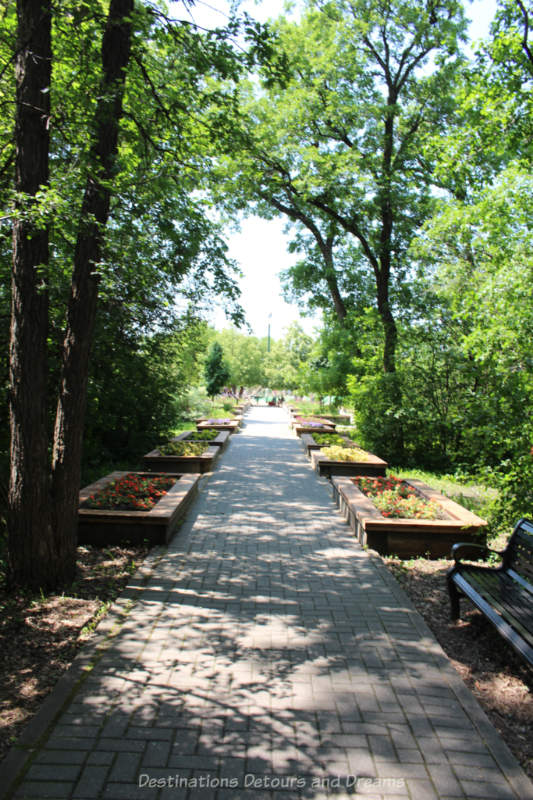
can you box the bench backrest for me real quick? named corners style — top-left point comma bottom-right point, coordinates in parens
top-left (503, 518), bottom-right (533, 585)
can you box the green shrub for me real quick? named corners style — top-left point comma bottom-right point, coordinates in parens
top-left (186, 429), bottom-right (218, 441)
top-left (159, 441), bottom-right (207, 457)
top-left (488, 452), bottom-right (533, 531)
top-left (313, 433), bottom-right (345, 446)
top-left (348, 373), bottom-right (405, 465)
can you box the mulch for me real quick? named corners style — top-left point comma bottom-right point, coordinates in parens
top-left (0, 543), bottom-right (149, 763)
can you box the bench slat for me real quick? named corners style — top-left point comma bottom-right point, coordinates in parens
top-left (452, 573), bottom-right (533, 665)
top-left (447, 518), bottom-right (533, 665)
top-left (460, 570), bottom-right (533, 647)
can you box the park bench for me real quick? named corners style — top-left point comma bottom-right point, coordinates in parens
top-left (447, 517), bottom-right (533, 665)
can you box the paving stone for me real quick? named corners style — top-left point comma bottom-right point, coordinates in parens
top-left (108, 752), bottom-right (142, 783)
top-left (86, 752), bottom-right (115, 766)
top-left (103, 784), bottom-right (158, 799)
top-left (405, 778), bottom-right (440, 800)
top-left (458, 779), bottom-right (518, 798)
top-left (95, 738), bottom-right (146, 754)
top-left (72, 765), bottom-right (110, 799)
top-left (14, 781), bottom-right (73, 798)
top-left (26, 765), bottom-right (81, 782)
top-left (424, 763), bottom-right (464, 797)
top-left (35, 751), bottom-right (87, 766)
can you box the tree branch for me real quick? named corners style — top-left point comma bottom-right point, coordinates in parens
top-left (515, 0), bottom-right (533, 69)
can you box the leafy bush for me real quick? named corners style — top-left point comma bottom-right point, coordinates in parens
top-left (158, 441), bottom-right (207, 457)
top-left (186, 430), bottom-right (218, 441)
top-left (313, 433), bottom-right (345, 446)
top-left (174, 387), bottom-right (213, 421)
top-left (336, 426), bottom-right (359, 441)
top-left (488, 452), bottom-right (533, 531)
top-left (347, 373), bottom-right (405, 465)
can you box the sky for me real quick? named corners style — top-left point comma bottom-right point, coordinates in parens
top-left (174, 0), bottom-right (499, 339)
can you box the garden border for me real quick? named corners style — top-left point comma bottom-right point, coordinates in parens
top-left (332, 475), bottom-right (488, 558)
top-left (78, 471), bottom-right (200, 546)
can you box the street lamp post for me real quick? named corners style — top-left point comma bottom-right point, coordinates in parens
top-left (267, 313), bottom-right (272, 353)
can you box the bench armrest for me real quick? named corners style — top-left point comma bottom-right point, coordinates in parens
top-left (451, 542), bottom-right (502, 564)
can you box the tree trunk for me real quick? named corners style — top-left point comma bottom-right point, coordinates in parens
top-left (321, 237), bottom-right (348, 323)
top-left (51, 0), bottom-right (133, 557)
top-left (378, 90), bottom-right (397, 376)
top-left (375, 265), bottom-right (397, 374)
top-left (7, 0), bottom-right (58, 589)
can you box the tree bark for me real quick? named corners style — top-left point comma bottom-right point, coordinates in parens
top-left (320, 234), bottom-right (348, 323)
top-left (377, 90), bottom-right (398, 376)
top-left (375, 266), bottom-right (397, 375)
top-left (51, 0), bottom-right (133, 558)
top-left (7, 0), bottom-right (56, 589)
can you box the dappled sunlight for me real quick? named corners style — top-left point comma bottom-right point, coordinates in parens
top-left (19, 407), bottom-right (529, 798)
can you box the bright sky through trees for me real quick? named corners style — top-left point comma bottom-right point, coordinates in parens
top-left (172, 0), bottom-right (498, 339)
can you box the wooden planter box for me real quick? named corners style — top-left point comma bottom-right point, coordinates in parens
top-left (196, 418), bottom-right (240, 434)
top-left (78, 471), bottom-right (199, 547)
top-left (143, 444), bottom-right (220, 474)
top-left (322, 413), bottom-right (351, 424)
top-left (293, 423), bottom-right (336, 436)
top-left (311, 447), bottom-right (387, 477)
top-left (290, 413), bottom-right (335, 424)
top-left (300, 432), bottom-right (361, 456)
top-left (173, 430), bottom-right (230, 449)
top-left (289, 409), bottom-right (350, 423)
top-left (293, 424), bottom-right (335, 437)
top-left (332, 476), bottom-right (488, 559)
top-left (307, 413), bottom-right (351, 424)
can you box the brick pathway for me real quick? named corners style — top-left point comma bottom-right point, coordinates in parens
top-left (2, 407), bottom-right (533, 799)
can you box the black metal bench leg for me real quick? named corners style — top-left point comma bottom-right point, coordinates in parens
top-left (447, 576), bottom-right (461, 620)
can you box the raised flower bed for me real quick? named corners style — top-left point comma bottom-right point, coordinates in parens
top-left (143, 439), bottom-right (220, 474)
top-left (311, 443), bottom-right (388, 477)
top-left (332, 475), bottom-right (487, 558)
top-left (319, 413), bottom-right (351, 424)
top-left (173, 429), bottom-right (230, 449)
top-left (78, 471), bottom-right (199, 546)
top-left (196, 417), bottom-right (241, 434)
top-left (300, 431), bottom-right (357, 455)
top-left (291, 416), bottom-right (336, 436)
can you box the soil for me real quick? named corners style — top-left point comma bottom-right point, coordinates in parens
top-left (0, 542), bottom-right (531, 784)
top-left (0, 543), bottom-right (149, 764)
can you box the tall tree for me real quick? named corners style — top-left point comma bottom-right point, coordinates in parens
top-left (4, 0), bottom-right (267, 589)
top-left (46, 0), bottom-right (133, 583)
top-left (216, 0), bottom-right (467, 377)
top-left (8, 0), bottom-right (52, 586)
top-left (204, 341), bottom-right (230, 398)
top-left (9, 0), bottom-right (134, 589)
